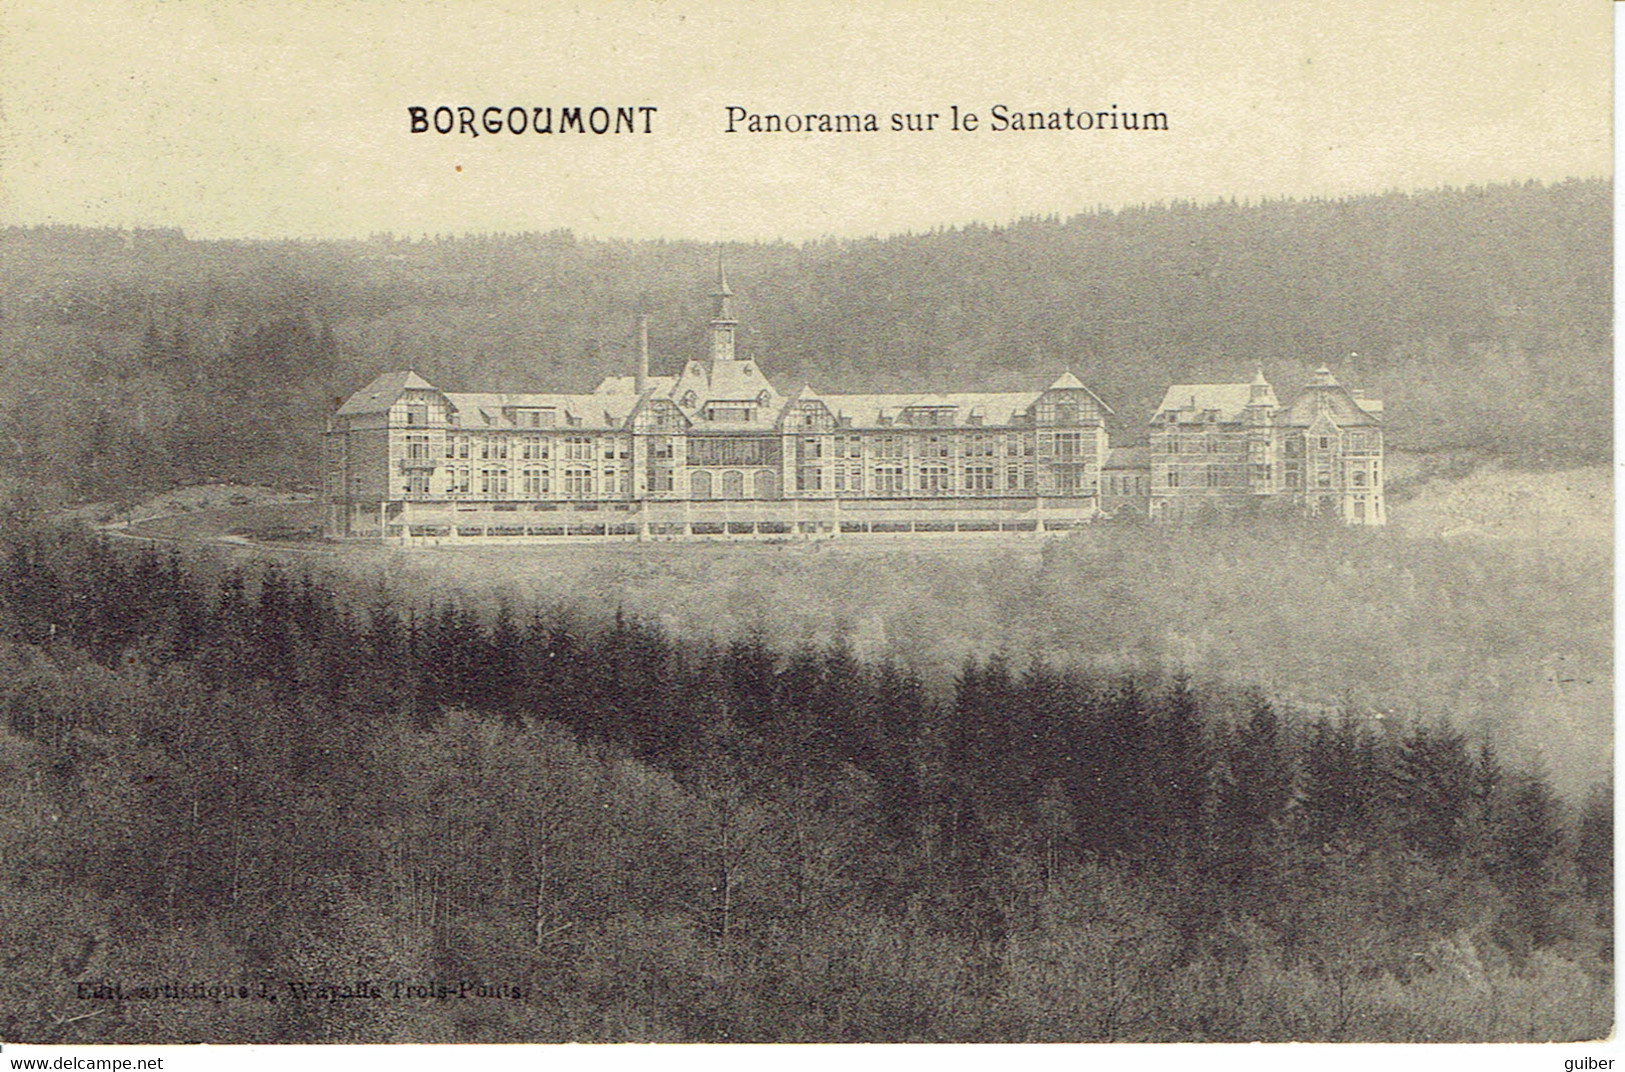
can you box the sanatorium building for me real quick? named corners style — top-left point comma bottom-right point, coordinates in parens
top-left (323, 269), bottom-right (1386, 541)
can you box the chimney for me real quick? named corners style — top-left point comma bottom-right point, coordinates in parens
top-left (636, 315), bottom-right (649, 394)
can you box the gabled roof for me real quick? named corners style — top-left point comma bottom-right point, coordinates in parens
top-left (1153, 383), bottom-right (1256, 423)
top-left (704, 358), bottom-right (776, 403)
top-left (442, 391), bottom-right (639, 432)
top-left (1278, 382), bottom-right (1382, 427)
top-left (335, 370), bottom-right (438, 416)
top-left (820, 391), bottom-right (1042, 429)
top-left (1040, 376), bottom-right (1115, 416)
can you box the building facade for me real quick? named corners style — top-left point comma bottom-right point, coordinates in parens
top-left (1147, 367), bottom-right (1386, 525)
top-left (323, 270), bottom-right (1385, 540)
top-left (324, 268), bottom-right (1117, 541)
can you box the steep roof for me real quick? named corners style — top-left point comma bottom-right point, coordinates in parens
top-left (819, 391), bottom-right (1041, 429)
top-left (442, 391), bottom-right (638, 432)
top-left (1153, 383), bottom-right (1257, 423)
top-left (335, 370), bottom-right (438, 416)
top-left (705, 357), bottom-right (776, 402)
top-left (1278, 383), bottom-right (1382, 427)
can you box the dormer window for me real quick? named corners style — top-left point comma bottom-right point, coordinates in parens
top-left (681, 390), bottom-right (698, 408)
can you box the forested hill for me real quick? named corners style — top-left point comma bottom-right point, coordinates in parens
top-left (0, 178), bottom-right (1608, 503)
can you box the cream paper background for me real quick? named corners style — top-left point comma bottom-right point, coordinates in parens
top-left (0, 0), bottom-right (1611, 241)
top-left (0, 1), bottom-right (1614, 1068)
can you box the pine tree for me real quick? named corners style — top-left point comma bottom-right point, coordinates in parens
top-left (1391, 720), bottom-right (1473, 860)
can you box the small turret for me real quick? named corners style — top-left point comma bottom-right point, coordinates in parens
top-left (709, 253), bottom-right (737, 363)
top-left (1248, 364), bottom-right (1278, 408)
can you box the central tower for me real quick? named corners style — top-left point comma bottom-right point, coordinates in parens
top-left (709, 254), bottom-right (737, 364)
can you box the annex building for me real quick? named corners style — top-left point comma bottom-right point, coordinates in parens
top-left (1148, 367), bottom-right (1386, 525)
top-left (323, 269), bottom-right (1384, 541)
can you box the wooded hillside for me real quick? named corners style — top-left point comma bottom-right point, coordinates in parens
top-left (0, 179), bottom-right (1608, 505)
top-left (0, 526), bottom-right (1611, 1042)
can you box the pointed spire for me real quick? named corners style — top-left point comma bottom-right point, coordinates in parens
top-left (1314, 364), bottom-right (1338, 386)
top-left (708, 254), bottom-right (737, 363)
top-left (710, 251), bottom-right (737, 326)
top-left (714, 250), bottom-right (732, 297)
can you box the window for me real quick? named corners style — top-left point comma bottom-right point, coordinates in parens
top-left (405, 435), bottom-right (431, 461)
top-left (565, 468), bottom-right (595, 498)
top-left (652, 437), bottom-right (673, 460)
top-left (649, 468), bottom-right (674, 493)
top-left (455, 437), bottom-right (470, 459)
top-left (1353, 470), bottom-right (1366, 487)
top-left (799, 437), bottom-right (823, 461)
top-left (924, 435), bottom-right (950, 459)
top-left (687, 437), bottom-right (780, 467)
top-left (966, 434), bottom-right (995, 458)
top-left (451, 468), bottom-right (470, 494)
top-left (564, 436), bottom-right (594, 461)
top-left (406, 471), bottom-right (430, 495)
top-left (1318, 436), bottom-right (1330, 450)
top-left (796, 467), bottom-right (822, 492)
top-left (918, 465), bottom-right (951, 493)
top-left (480, 468), bottom-right (510, 497)
top-left (875, 465), bottom-right (905, 494)
top-left (404, 403), bottom-right (428, 427)
top-left (705, 405), bottom-right (754, 422)
top-left (1167, 470), bottom-right (1180, 488)
top-left (522, 469), bottom-right (548, 497)
top-left (965, 465), bottom-right (994, 492)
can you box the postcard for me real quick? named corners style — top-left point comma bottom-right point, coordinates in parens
top-left (0, 1), bottom-right (1612, 1066)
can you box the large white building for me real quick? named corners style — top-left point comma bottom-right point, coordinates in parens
top-left (323, 268), bottom-right (1385, 540)
top-left (324, 266), bottom-right (1117, 540)
top-left (1148, 366), bottom-right (1386, 525)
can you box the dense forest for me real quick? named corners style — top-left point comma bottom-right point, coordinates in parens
top-left (0, 524), bottom-right (1610, 1042)
top-left (0, 178), bottom-right (1609, 507)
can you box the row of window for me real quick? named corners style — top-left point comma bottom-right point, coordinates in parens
top-left (429, 467), bottom-right (631, 498)
top-left (404, 464), bottom-right (1099, 500)
top-left (1157, 461), bottom-right (1381, 490)
top-left (405, 431), bottom-right (1099, 465)
top-left (1154, 431), bottom-right (1383, 456)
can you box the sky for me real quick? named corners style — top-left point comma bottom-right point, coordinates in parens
top-left (0, 0), bottom-right (1612, 242)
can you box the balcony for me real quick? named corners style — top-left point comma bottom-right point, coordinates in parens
top-left (399, 456), bottom-right (440, 472)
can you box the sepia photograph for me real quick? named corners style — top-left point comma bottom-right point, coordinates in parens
top-left (0, 0), bottom-right (1613, 1059)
